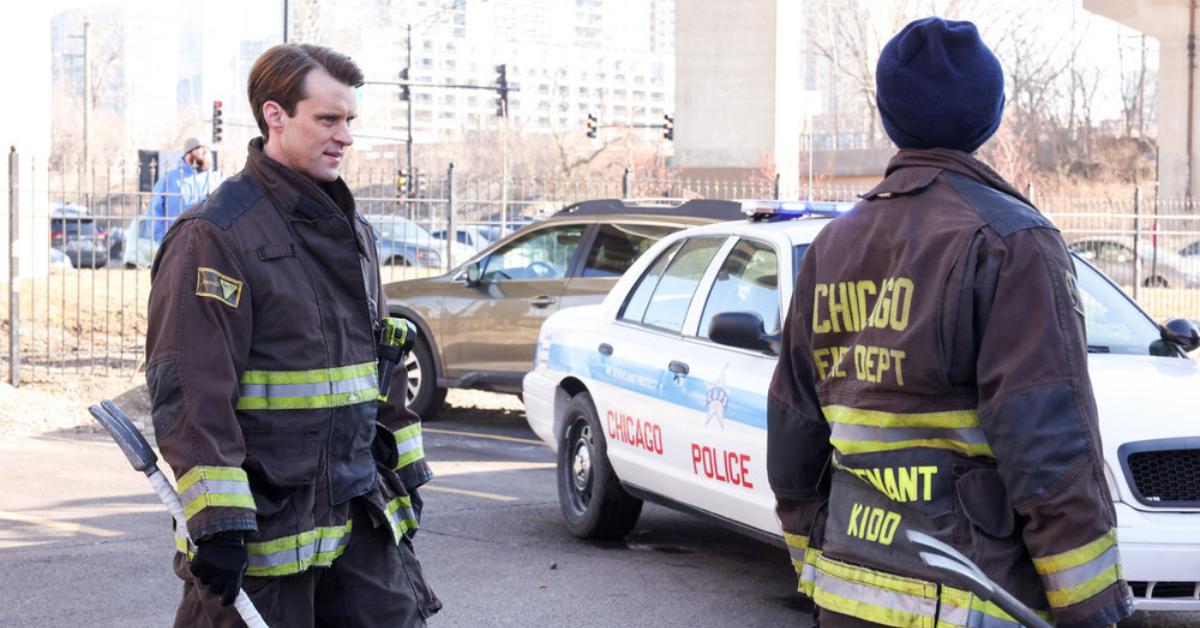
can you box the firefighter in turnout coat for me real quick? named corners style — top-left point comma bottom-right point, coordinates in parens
top-left (145, 44), bottom-right (441, 627)
top-left (767, 18), bottom-right (1134, 628)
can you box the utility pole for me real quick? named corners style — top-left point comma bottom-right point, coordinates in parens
top-left (283, 0), bottom-right (289, 42)
top-left (406, 23), bottom-right (414, 194)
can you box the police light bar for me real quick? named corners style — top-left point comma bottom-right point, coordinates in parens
top-left (740, 200), bottom-right (856, 221)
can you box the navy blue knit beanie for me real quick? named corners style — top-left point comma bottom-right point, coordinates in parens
top-left (876, 17), bottom-right (1005, 153)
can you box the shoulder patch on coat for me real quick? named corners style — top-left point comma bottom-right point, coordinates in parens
top-left (195, 267), bottom-right (243, 308)
top-left (942, 170), bottom-right (1055, 237)
top-left (191, 172), bottom-right (263, 229)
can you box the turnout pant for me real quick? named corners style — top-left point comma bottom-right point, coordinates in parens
top-left (171, 499), bottom-right (441, 628)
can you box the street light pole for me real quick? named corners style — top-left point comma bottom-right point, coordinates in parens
top-left (82, 19), bottom-right (91, 182)
top-left (406, 23), bottom-right (414, 193)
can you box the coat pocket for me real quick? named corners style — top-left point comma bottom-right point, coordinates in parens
top-left (956, 467), bottom-right (1015, 539)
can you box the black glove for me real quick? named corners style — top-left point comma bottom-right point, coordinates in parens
top-left (371, 422), bottom-right (399, 471)
top-left (190, 531), bottom-right (248, 606)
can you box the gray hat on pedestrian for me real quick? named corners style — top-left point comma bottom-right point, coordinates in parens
top-left (182, 137), bottom-right (205, 155)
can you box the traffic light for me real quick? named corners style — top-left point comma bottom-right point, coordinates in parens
top-left (395, 169), bottom-right (408, 197)
top-left (662, 113), bottom-right (674, 141)
top-left (494, 64), bottom-right (509, 117)
top-left (586, 113), bottom-right (598, 139)
top-left (399, 68), bottom-right (410, 102)
top-left (211, 100), bottom-right (224, 144)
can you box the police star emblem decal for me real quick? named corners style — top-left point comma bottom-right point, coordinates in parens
top-left (704, 364), bottom-right (731, 429)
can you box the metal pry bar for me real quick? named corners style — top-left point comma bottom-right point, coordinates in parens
top-left (906, 529), bottom-right (1053, 628)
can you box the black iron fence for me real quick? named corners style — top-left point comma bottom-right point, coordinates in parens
top-left (2, 149), bottom-right (1199, 382)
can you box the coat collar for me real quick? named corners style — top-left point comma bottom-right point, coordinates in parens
top-left (861, 147), bottom-right (1034, 208)
top-left (243, 137), bottom-right (357, 221)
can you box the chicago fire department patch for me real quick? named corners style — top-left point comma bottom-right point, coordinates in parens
top-left (196, 267), bottom-right (243, 308)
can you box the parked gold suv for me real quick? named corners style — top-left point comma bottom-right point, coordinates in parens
top-left (383, 198), bottom-right (745, 417)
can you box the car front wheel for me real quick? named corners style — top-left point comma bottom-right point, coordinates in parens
top-left (404, 329), bottom-right (446, 420)
top-left (557, 392), bottom-right (642, 539)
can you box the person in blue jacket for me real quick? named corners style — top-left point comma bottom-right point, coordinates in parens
top-left (148, 137), bottom-right (224, 243)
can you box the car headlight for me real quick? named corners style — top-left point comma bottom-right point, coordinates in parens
top-left (1103, 462), bottom-right (1123, 504)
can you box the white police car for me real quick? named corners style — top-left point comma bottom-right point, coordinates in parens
top-left (522, 200), bottom-right (1200, 612)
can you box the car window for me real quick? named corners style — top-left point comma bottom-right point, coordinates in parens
top-left (51, 217), bottom-right (96, 237)
top-left (699, 239), bottom-right (780, 338)
top-left (371, 217), bottom-right (433, 241)
top-left (582, 223), bottom-right (677, 278)
top-left (620, 237), bottom-right (724, 333)
top-left (1181, 241), bottom-right (1200, 257)
top-left (482, 224), bottom-right (586, 281)
top-left (620, 240), bottom-right (682, 324)
top-left (1073, 256), bottom-right (1164, 355)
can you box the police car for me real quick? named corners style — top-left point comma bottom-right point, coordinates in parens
top-left (522, 200), bottom-right (1200, 612)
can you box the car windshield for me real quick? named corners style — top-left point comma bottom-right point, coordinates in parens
top-left (1072, 256), bottom-right (1164, 356)
top-left (53, 218), bottom-right (97, 237)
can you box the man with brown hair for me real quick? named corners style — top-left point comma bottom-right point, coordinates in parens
top-left (146, 42), bottom-right (441, 627)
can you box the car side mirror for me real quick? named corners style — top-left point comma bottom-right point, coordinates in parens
top-left (1162, 317), bottom-right (1200, 353)
top-left (709, 312), bottom-right (779, 355)
top-left (465, 261), bottom-right (483, 285)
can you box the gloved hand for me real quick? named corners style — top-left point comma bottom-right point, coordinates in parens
top-left (371, 422), bottom-right (399, 471)
top-left (190, 531), bottom-right (248, 606)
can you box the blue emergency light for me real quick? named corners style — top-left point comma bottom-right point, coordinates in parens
top-left (740, 199), bottom-right (856, 221)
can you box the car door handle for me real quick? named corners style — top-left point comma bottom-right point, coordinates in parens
top-left (528, 295), bottom-right (557, 308)
top-left (598, 343), bottom-right (613, 356)
top-left (668, 360), bottom-right (690, 376)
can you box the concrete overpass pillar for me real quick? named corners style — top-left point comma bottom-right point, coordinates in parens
top-left (675, 0), bottom-right (802, 197)
top-left (1085, 0), bottom-right (1194, 200)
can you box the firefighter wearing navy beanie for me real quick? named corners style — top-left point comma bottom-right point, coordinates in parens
top-left (768, 17), bottom-right (1134, 628)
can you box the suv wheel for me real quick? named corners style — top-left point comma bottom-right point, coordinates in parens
top-left (405, 330), bottom-right (446, 419)
top-left (557, 392), bottom-right (642, 539)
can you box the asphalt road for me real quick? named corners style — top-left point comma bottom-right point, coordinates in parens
top-left (0, 399), bottom-right (1191, 627)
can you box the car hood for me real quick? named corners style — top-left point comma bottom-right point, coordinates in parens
top-left (1089, 353), bottom-right (1200, 443)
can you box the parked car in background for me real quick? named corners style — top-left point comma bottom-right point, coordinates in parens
top-left (366, 214), bottom-right (477, 269)
top-left (525, 201), bottom-right (1200, 613)
top-left (430, 225), bottom-right (499, 251)
top-left (383, 199), bottom-right (746, 418)
top-left (50, 202), bottom-right (108, 269)
top-left (120, 216), bottom-right (160, 268)
top-left (1068, 238), bottom-right (1200, 288)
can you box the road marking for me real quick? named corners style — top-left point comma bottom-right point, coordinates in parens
top-left (422, 485), bottom-right (519, 502)
top-left (430, 460), bottom-right (555, 476)
top-left (0, 510), bottom-right (122, 537)
top-left (424, 427), bottom-right (543, 446)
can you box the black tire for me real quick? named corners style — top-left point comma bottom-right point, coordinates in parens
top-left (1144, 275), bottom-right (1169, 288)
top-left (557, 392), bottom-right (642, 539)
top-left (386, 255), bottom-right (412, 267)
top-left (405, 330), bottom-right (446, 420)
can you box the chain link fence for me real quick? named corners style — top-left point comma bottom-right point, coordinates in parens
top-left (3, 150), bottom-right (1198, 382)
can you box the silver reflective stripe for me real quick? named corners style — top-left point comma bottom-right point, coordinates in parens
top-left (967, 609), bottom-right (1023, 628)
top-left (939, 601), bottom-right (971, 626)
top-left (830, 422), bottom-right (989, 446)
top-left (246, 533), bottom-right (351, 570)
top-left (1040, 544), bottom-right (1121, 592)
top-left (178, 479), bottom-right (252, 505)
top-left (800, 562), bottom-right (816, 586)
top-left (813, 567), bottom-right (938, 618)
top-left (240, 374), bottom-right (377, 400)
top-left (249, 541), bottom-right (317, 570)
top-left (315, 532), bottom-right (350, 556)
top-left (395, 432), bottom-right (423, 457)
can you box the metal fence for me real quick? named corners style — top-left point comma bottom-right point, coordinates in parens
top-left (2, 150), bottom-right (1199, 383)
